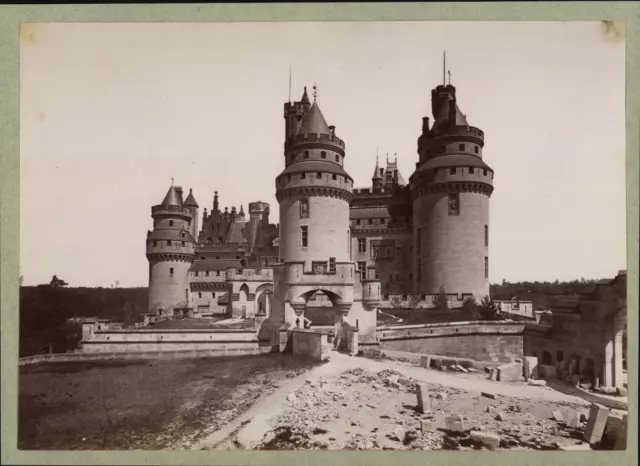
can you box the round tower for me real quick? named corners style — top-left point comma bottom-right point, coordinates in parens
top-left (410, 83), bottom-right (494, 301)
top-left (276, 92), bottom-right (353, 264)
top-left (146, 184), bottom-right (196, 315)
top-left (183, 188), bottom-right (199, 242)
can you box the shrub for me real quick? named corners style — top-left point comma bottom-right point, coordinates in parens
top-left (478, 296), bottom-right (502, 320)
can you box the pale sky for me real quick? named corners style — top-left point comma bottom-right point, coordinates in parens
top-left (20, 21), bottom-right (626, 287)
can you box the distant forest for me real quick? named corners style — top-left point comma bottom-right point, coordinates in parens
top-left (19, 275), bottom-right (612, 357)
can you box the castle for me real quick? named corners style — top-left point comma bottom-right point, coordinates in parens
top-left (145, 79), bottom-right (495, 335)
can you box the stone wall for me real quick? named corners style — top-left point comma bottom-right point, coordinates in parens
top-left (379, 321), bottom-right (525, 363)
top-left (291, 329), bottom-right (330, 361)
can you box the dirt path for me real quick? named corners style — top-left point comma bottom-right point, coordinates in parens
top-left (195, 352), bottom-right (590, 450)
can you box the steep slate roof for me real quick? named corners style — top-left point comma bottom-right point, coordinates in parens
top-left (372, 157), bottom-right (382, 179)
top-left (160, 185), bottom-right (182, 207)
top-left (297, 102), bottom-right (331, 136)
top-left (300, 86), bottom-right (311, 105)
top-left (183, 189), bottom-right (199, 207)
top-left (432, 94), bottom-right (469, 132)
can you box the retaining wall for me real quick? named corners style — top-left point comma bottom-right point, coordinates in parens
top-left (378, 321), bottom-right (525, 363)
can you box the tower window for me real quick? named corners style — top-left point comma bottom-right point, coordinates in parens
top-left (448, 193), bottom-right (460, 216)
top-left (288, 175), bottom-right (291, 181)
top-left (416, 227), bottom-right (422, 255)
top-left (485, 225), bottom-right (489, 247)
top-left (169, 220), bottom-right (174, 226)
top-left (357, 238), bottom-right (366, 253)
top-left (469, 167), bottom-right (475, 174)
top-left (357, 261), bottom-right (367, 280)
top-left (205, 271), bottom-right (209, 276)
top-left (459, 143), bottom-right (465, 151)
top-left (368, 219), bottom-right (373, 225)
top-left (212, 292), bottom-right (216, 298)
top-left (181, 241), bottom-right (185, 247)
top-left (321, 151), bottom-right (326, 159)
top-left (153, 241), bottom-right (158, 247)
top-left (317, 172), bottom-right (322, 179)
top-left (304, 151), bottom-right (309, 159)
top-left (485, 256), bottom-right (489, 278)
top-left (475, 146), bottom-right (479, 154)
top-left (167, 240), bottom-right (172, 246)
top-left (440, 146), bottom-right (446, 154)
top-left (301, 226), bottom-right (308, 247)
top-left (417, 258), bottom-right (422, 281)
top-left (356, 219), bottom-right (361, 225)
top-left (335, 154), bottom-right (340, 162)
top-left (300, 198), bottom-right (309, 218)
top-left (301, 172), bottom-right (306, 179)
top-left (170, 268), bottom-right (174, 277)
top-left (198, 292), bottom-right (202, 298)
top-left (483, 169), bottom-right (488, 176)
top-left (450, 168), bottom-right (457, 175)
top-left (329, 257), bottom-right (336, 274)
top-left (195, 271), bottom-right (199, 277)
top-left (216, 271), bottom-right (220, 276)
top-left (332, 174), bottom-right (337, 180)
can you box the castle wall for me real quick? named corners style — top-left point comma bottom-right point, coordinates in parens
top-left (414, 191), bottom-right (489, 299)
top-left (279, 196), bottom-right (350, 263)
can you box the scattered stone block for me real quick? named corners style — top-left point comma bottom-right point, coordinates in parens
top-left (390, 381), bottom-right (401, 389)
top-left (558, 443), bottom-right (592, 451)
top-left (601, 411), bottom-right (627, 449)
top-left (496, 361), bottom-right (523, 382)
top-left (433, 392), bottom-right (448, 401)
top-left (538, 364), bottom-right (556, 379)
top-left (487, 368), bottom-right (497, 380)
top-left (456, 365), bottom-right (469, 373)
top-left (470, 430), bottom-right (501, 449)
top-left (583, 403), bottom-right (610, 444)
top-left (564, 409), bottom-right (580, 428)
top-left (433, 359), bottom-right (443, 370)
top-left (398, 377), bottom-right (412, 386)
top-left (393, 425), bottom-right (406, 442)
top-left (495, 412), bottom-right (506, 421)
top-left (446, 414), bottom-right (465, 432)
top-left (481, 392), bottom-right (496, 400)
top-left (485, 406), bottom-right (495, 413)
top-left (419, 419), bottom-right (431, 433)
top-left (387, 375), bottom-right (399, 386)
top-left (612, 414), bottom-right (628, 450)
top-left (416, 383), bottom-right (431, 414)
top-left (467, 368), bottom-right (478, 373)
top-left (528, 379), bottom-right (547, 387)
top-left (616, 386), bottom-right (628, 397)
top-left (420, 355), bottom-right (431, 369)
top-left (552, 410), bottom-right (564, 422)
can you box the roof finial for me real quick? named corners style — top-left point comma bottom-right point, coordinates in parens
top-left (395, 152), bottom-right (398, 163)
top-left (312, 83), bottom-right (318, 102)
top-left (448, 69), bottom-right (452, 85)
top-left (443, 51), bottom-right (446, 85)
top-left (288, 65), bottom-right (292, 103)
top-left (386, 152), bottom-right (389, 163)
top-left (171, 177), bottom-right (174, 186)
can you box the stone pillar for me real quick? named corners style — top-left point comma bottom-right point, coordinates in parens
top-left (602, 336), bottom-right (614, 387)
top-left (613, 328), bottom-right (624, 388)
top-left (264, 293), bottom-right (271, 317)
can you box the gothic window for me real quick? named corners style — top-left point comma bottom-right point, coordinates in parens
top-left (321, 151), bottom-right (326, 159)
top-left (368, 219), bottom-right (373, 225)
top-left (485, 225), bottom-right (489, 247)
top-left (357, 238), bottom-right (366, 253)
top-left (212, 292), bottom-right (216, 298)
top-left (329, 257), bottom-right (336, 274)
top-left (357, 261), bottom-right (367, 280)
top-left (300, 198), bottom-right (310, 218)
top-left (485, 256), bottom-right (489, 278)
top-left (356, 219), bottom-right (361, 225)
top-left (301, 226), bottom-right (308, 247)
top-left (416, 227), bottom-right (422, 255)
top-left (448, 193), bottom-right (460, 216)
top-left (153, 241), bottom-right (158, 247)
top-left (195, 271), bottom-right (199, 277)
top-left (205, 271), bottom-right (209, 277)
top-left (417, 258), bottom-right (422, 281)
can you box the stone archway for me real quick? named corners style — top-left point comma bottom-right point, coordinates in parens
top-left (255, 284), bottom-right (274, 317)
top-left (237, 283), bottom-right (249, 318)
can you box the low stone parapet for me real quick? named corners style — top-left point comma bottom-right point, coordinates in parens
top-left (291, 329), bottom-right (331, 361)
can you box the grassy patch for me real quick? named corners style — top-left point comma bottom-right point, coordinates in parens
top-left (19, 353), bottom-right (319, 450)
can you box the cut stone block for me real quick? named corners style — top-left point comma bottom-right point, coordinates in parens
top-left (564, 409), bottom-right (580, 428)
top-left (416, 383), bottom-right (431, 414)
top-left (528, 379), bottom-right (547, 387)
top-left (470, 430), bottom-right (501, 449)
top-left (446, 414), bottom-right (464, 432)
top-left (558, 443), bottom-right (592, 451)
top-left (613, 414), bottom-right (628, 450)
top-left (602, 411), bottom-right (627, 450)
top-left (481, 392), bottom-right (496, 399)
top-left (538, 364), bottom-right (556, 379)
top-left (583, 403), bottom-right (610, 444)
top-left (420, 355), bottom-right (431, 369)
top-left (398, 377), bottom-right (412, 386)
top-left (496, 361), bottom-right (523, 382)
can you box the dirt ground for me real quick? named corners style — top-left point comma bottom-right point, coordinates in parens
top-left (214, 356), bottom-right (595, 451)
top-left (18, 353), bottom-right (320, 450)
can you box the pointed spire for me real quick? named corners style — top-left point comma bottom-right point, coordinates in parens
top-left (448, 69), bottom-right (452, 86)
top-left (184, 188), bottom-right (198, 207)
top-left (312, 83), bottom-right (318, 102)
top-left (296, 101), bottom-right (331, 136)
top-left (213, 191), bottom-right (219, 212)
top-left (372, 154), bottom-right (382, 180)
top-left (301, 86), bottom-right (310, 105)
top-left (239, 205), bottom-right (245, 217)
top-left (443, 51), bottom-right (446, 85)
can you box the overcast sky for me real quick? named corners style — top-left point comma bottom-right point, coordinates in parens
top-left (20, 21), bottom-right (626, 287)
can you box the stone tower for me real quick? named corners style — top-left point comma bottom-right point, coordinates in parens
top-left (270, 86), bottom-right (380, 343)
top-left (410, 82), bottom-right (494, 301)
top-left (183, 188), bottom-right (199, 242)
top-left (146, 183), bottom-right (196, 315)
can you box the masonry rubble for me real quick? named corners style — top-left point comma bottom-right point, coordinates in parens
top-left (583, 403), bottom-right (610, 445)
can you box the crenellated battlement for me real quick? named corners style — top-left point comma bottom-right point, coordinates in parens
top-left (151, 205), bottom-right (193, 220)
top-left (288, 132), bottom-right (345, 150)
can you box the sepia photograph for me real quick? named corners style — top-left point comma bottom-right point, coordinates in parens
top-left (15, 19), bottom-right (628, 453)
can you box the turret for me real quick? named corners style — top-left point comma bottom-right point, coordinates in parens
top-left (410, 77), bottom-right (494, 301)
top-left (372, 155), bottom-right (383, 191)
top-left (248, 201), bottom-right (270, 253)
top-left (146, 183), bottom-right (196, 316)
top-left (213, 191), bottom-right (219, 213)
top-left (183, 188), bottom-right (199, 242)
